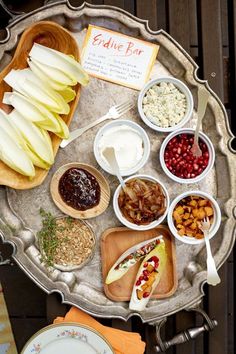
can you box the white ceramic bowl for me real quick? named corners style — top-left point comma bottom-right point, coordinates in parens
top-left (167, 190), bottom-right (221, 245)
top-left (138, 77), bottom-right (194, 132)
top-left (113, 174), bottom-right (169, 231)
top-left (159, 128), bottom-right (215, 184)
top-left (94, 119), bottom-right (150, 176)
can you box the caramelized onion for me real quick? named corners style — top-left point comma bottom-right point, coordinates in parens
top-left (118, 178), bottom-right (166, 225)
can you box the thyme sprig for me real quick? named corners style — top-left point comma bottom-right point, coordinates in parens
top-left (37, 209), bottom-right (73, 267)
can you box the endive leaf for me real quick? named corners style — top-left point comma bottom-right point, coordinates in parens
top-left (23, 145), bottom-right (51, 170)
top-left (129, 240), bottom-right (167, 311)
top-left (55, 115), bottom-right (69, 139)
top-left (39, 127), bottom-right (54, 162)
top-left (0, 109), bottom-right (50, 170)
top-left (9, 110), bottom-right (54, 165)
top-left (29, 43), bottom-right (89, 86)
top-left (0, 108), bottom-right (23, 141)
top-left (4, 69), bottom-right (70, 114)
top-left (3, 92), bottom-right (46, 123)
top-left (3, 92), bottom-right (62, 132)
top-left (0, 120), bottom-right (35, 177)
top-left (58, 86), bottom-right (76, 103)
top-left (105, 236), bottom-right (163, 285)
top-left (27, 57), bottom-right (73, 87)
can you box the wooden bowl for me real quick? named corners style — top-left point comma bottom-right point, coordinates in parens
top-left (50, 163), bottom-right (111, 219)
top-left (0, 21), bottom-right (81, 189)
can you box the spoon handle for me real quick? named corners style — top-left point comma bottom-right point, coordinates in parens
top-left (102, 147), bottom-right (126, 188)
top-left (194, 87), bottom-right (210, 143)
top-left (204, 230), bottom-right (221, 286)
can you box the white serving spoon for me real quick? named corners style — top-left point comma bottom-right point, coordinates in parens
top-left (102, 147), bottom-right (126, 188)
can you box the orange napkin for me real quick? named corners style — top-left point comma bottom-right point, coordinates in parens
top-left (54, 307), bottom-right (146, 354)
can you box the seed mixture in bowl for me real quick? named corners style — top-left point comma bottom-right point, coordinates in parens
top-left (37, 210), bottom-right (95, 267)
top-left (142, 82), bottom-right (187, 128)
top-left (53, 217), bottom-right (95, 266)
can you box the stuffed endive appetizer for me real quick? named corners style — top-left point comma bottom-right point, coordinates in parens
top-left (129, 238), bottom-right (167, 311)
top-left (105, 236), bottom-right (163, 285)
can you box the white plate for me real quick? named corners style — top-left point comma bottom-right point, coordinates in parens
top-left (21, 323), bottom-right (114, 354)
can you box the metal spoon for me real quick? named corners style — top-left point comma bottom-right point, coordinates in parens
top-left (102, 147), bottom-right (126, 188)
top-left (200, 217), bottom-right (221, 286)
top-left (191, 86), bottom-right (210, 157)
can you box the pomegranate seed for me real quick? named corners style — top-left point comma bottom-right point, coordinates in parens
top-left (139, 276), bottom-right (144, 281)
top-left (187, 165), bottom-right (193, 173)
top-left (143, 270), bottom-right (149, 276)
top-left (144, 275), bottom-right (149, 281)
top-left (143, 262), bottom-right (148, 268)
top-left (136, 280), bottom-right (141, 286)
top-left (143, 292), bottom-right (150, 298)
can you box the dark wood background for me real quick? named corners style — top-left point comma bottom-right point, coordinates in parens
top-left (0, 1), bottom-right (235, 354)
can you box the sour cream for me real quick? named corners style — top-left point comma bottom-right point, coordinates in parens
top-left (98, 125), bottom-right (144, 171)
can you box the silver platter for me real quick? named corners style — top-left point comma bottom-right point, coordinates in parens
top-left (0, 1), bottom-right (236, 324)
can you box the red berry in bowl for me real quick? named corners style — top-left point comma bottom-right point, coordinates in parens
top-left (164, 133), bottom-right (209, 179)
top-left (143, 292), bottom-right (150, 298)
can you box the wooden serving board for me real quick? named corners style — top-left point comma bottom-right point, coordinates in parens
top-left (101, 225), bottom-right (178, 301)
top-left (0, 21), bottom-right (81, 190)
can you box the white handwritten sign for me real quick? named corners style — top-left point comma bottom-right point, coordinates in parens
top-left (81, 25), bottom-right (159, 90)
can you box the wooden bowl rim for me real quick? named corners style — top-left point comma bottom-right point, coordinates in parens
top-left (50, 162), bottom-right (111, 219)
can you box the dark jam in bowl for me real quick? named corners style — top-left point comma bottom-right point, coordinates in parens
top-left (164, 134), bottom-right (210, 179)
top-left (58, 168), bottom-right (101, 211)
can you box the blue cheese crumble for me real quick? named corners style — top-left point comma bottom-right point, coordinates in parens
top-left (142, 82), bottom-right (187, 128)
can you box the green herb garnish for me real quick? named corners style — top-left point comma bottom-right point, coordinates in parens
top-left (37, 209), bottom-right (73, 267)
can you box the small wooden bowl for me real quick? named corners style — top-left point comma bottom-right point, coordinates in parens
top-left (0, 21), bottom-right (81, 189)
top-left (50, 163), bottom-right (110, 219)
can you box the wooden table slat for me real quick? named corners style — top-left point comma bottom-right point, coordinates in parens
top-left (189, 0), bottom-right (198, 47)
top-left (221, 0), bottom-right (229, 47)
top-left (168, 0), bottom-right (191, 53)
top-left (175, 311), bottom-right (196, 354)
top-left (207, 264), bottom-right (228, 354)
top-left (136, 0), bottom-right (158, 30)
top-left (104, 0), bottom-right (125, 9)
top-left (200, 0), bottom-right (224, 100)
top-left (156, 0), bottom-right (167, 31)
